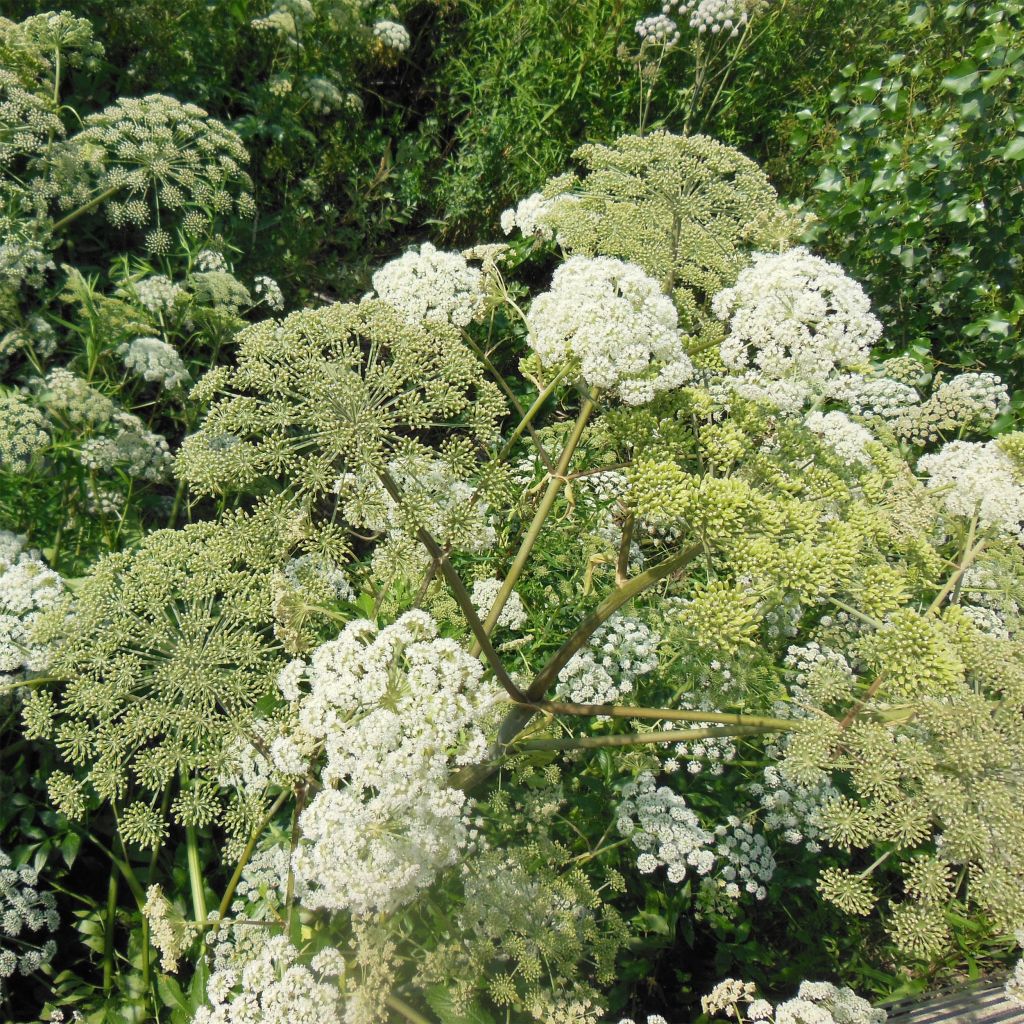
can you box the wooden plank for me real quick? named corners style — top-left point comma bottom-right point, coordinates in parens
top-left (885, 981), bottom-right (1023, 1024)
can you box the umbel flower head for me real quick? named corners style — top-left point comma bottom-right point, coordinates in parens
top-left (369, 241), bottom-right (484, 328)
top-left (284, 611), bottom-right (500, 915)
top-left (0, 389), bottom-right (49, 473)
top-left (22, 500), bottom-right (309, 847)
top-left (0, 847), bottom-right (58, 995)
top-left (527, 255), bottom-right (693, 405)
top-left (714, 247), bottom-right (882, 387)
top-left (54, 94), bottom-right (255, 231)
top-left (177, 299), bottom-right (505, 502)
top-left (528, 132), bottom-right (786, 341)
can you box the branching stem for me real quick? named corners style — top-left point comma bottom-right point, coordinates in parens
top-left (377, 468), bottom-right (526, 702)
top-left (515, 699), bottom-right (794, 731)
top-left (470, 398), bottom-right (596, 653)
top-left (515, 725), bottom-right (778, 752)
top-left (217, 789), bottom-right (290, 922)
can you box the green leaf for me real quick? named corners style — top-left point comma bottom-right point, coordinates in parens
top-left (941, 61), bottom-right (980, 94)
top-left (847, 104), bottom-right (880, 128)
top-left (814, 167), bottom-right (844, 192)
top-left (60, 831), bottom-right (82, 868)
top-left (907, 3), bottom-right (929, 26)
top-left (632, 909), bottom-right (672, 935)
top-left (1002, 136), bottom-right (1024, 159)
top-left (424, 986), bottom-right (497, 1024)
top-left (156, 976), bottom-right (189, 1014)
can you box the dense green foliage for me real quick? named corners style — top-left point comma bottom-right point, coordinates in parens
top-left (794, 0), bottom-right (1024, 384)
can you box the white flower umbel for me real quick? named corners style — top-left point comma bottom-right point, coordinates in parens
top-left (661, 698), bottom-right (737, 777)
top-left (196, 249), bottom-right (227, 272)
top-left (118, 337), bottom-right (190, 390)
top-left (827, 373), bottom-right (920, 421)
top-left (635, 14), bottom-right (680, 45)
top-left (195, 935), bottom-right (346, 1024)
top-left (283, 611), bottom-right (499, 915)
top-left (78, 412), bottom-right (173, 482)
top-left (918, 440), bottom-right (1024, 543)
top-left (0, 848), bottom-right (58, 995)
top-left (712, 816), bottom-right (775, 901)
top-left (527, 255), bottom-right (693, 404)
top-left (804, 410), bottom-right (874, 465)
top-left (555, 614), bottom-right (660, 705)
top-left (132, 274), bottom-right (185, 316)
top-left (714, 247), bottom-right (881, 388)
top-left (616, 772), bottom-right (715, 884)
top-left (701, 979), bottom-right (885, 1024)
top-left (0, 555), bottom-right (63, 680)
top-left (371, 242), bottom-right (484, 328)
top-left (336, 453), bottom-right (497, 555)
top-left (253, 274), bottom-right (284, 311)
top-left (294, 782), bottom-right (469, 917)
top-left (372, 19), bottom-right (410, 51)
top-left (500, 191), bottom-right (556, 239)
top-left (471, 578), bottom-right (527, 630)
top-left (664, 0), bottom-right (766, 36)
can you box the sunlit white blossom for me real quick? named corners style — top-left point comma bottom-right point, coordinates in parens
top-left (714, 247), bottom-right (881, 387)
top-left (528, 255), bottom-right (693, 404)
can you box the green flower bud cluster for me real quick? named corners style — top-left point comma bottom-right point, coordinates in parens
top-left (55, 94), bottom-right (255, 230)
top-left (177, 300), bottom-right (506, 506)
top-left (0, 389), bottom-right (49, 473)
top-left (538, 132), bottom-right (787, 343)
top-left (22, 500), bottom-right (312, 845)
top-left (855, 608), bottom-right (965, 698)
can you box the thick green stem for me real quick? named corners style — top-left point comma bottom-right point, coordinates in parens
top-left (463, 332), bottom-right (555, 474)
top-left (928, 528), bottom-right (985, 615)
top-left (102, 869), bottom-right (118, 994)
top-left (496, 365), bottom-right (570, 464)
top-left (516, 699), bottom-right (794, 731)
top-left (377, 469), bottom-right (525, 702)
top-left (386, 993), bottom-right (435, 1024)
top-left (452, 541), bottom-right (702, 790)
top-left (526, 541), bottom-right (702, 702)
top-left (167, 477), bottom-right (187, 529)
top-left (471, 398), bottom-right (596, 654)
top-left (185, 826), bottom-right (208, 925)
top-left (52, 185), bottom-right (120, 232)
top-left (0, 676), bottom-right (56, 697)
top-left (515, 725), bottom-right (779, 752)
top-left (218, 790), bottom-right (290, 922)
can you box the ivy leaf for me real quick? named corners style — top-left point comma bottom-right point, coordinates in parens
top-left (814, 167), bottom-right (844, 192)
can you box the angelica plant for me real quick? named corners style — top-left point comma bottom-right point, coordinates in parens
top-left (14, 117), bottom-right (1024, 1024)
top-left (0, 848), bottom-right (59, 998)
